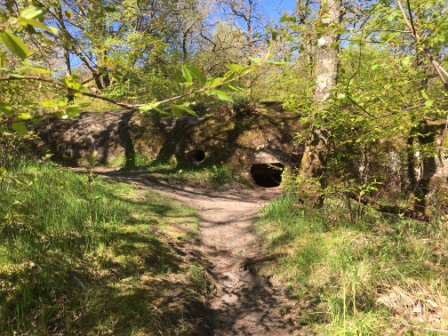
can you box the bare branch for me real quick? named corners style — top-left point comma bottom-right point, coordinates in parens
top-left (397, 0), bottom-right (448, 90)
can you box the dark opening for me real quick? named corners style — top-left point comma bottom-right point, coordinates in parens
top-left (250, 163), bottom-right (284, 188)
top-left (192, 149), bottom-right (206, 163)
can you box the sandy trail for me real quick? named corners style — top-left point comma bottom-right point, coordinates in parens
top-left (95, 171), bottom-right (300, 336)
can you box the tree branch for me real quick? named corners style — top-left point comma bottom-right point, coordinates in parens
top-left (0, 75), bottom-right (59, 84)
top-left (397, 0), bottom-right (448, 90)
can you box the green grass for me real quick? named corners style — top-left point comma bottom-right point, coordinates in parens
top-left (145, 160), bottom-right (236, 186)
top-left (108, 153), bottom-right (155, 168)
top-left (0, 160), bottom-right (210, 335)
top-left (257, 193), bottom-right (448, 335)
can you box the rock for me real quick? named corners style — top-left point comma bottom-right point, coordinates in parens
top-left (34, 103), bottom-right (305, 183)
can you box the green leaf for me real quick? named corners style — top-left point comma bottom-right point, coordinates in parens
top-left (224, 84), bottom-right (244, 92)
top-left (222, 70), bottom-right (236, 82)
top-left (211, 90), bottom-right (233, 102)
top-left (337, 93), bottom-right (346, 100)
top-left (9, 74), bottom-right (26, 79)
top-left (12, 121), bottom-right (27, 134)
top-left (17, 112), bottom-right (32, 120)
top-left (66, 105), bottom-right (81, 117)
top-left (181, 65), bottom-right (193, 83)
top-left (17, 17), bottom-right (58, 34)
top-left (171, 105), bottom-right (184, 117)
top-left (209, 77), bottom-right (223, 87)
top-left (31, 65), bottom-right (52, 74)
top-left (249, 57), bottom-right (263, 64)
top-left (173, 105), bottom-right (197, 116)
top-left (402, 56), bottom-right (413, 66)
top-left (186, 65), bottom-right (206, 85)
top-left (40, 100), bottom-right (57, 108)
top-left (63, 76), bottom-right (83, 91)
top-left (0, 167), bottom-right (7, 178)
top-left (20, 5), bottom-right (46, 20)
top-left (0, 129), bottom-right (14, 136)
top-left (425, 99), bottom-right (434, 108)
top-left (153, 107), bottom-right (169, 115)
top-left (225, 64), bottom-right (244, 72)
top-left (0, 103), bottom-right (12, 114)
top-left (139, 102), bottom-right (161, 112)
top-left (0, 31), bottom-right (29, 60)
top-left (280, 14), bottom-right (296, 23)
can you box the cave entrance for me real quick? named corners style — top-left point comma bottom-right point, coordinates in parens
top-left (192, 149), bottom-right (206, 163)
top-left (250, 163), bottom-right (284, 188)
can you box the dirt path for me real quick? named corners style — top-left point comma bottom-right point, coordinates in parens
top-left (95, 170), bottom-right (300, 336)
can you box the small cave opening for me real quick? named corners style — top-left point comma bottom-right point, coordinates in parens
top-left (192, 149), bottom-right (206, 163)
top-left (250, 163), bottom-right (284, 188)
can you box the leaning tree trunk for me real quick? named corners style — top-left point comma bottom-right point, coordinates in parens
top-left (298, 0), bottom-right (343, 205)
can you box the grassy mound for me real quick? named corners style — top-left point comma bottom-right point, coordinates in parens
top-left (0, 161), bottom-right (212, 335)
top-left (256, 194), bottom-right (448, 335)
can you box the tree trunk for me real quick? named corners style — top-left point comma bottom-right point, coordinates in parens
top-left (408, 120), bottom-right (444, 218)
top-left (298, 0), bottom-right (343, 205)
